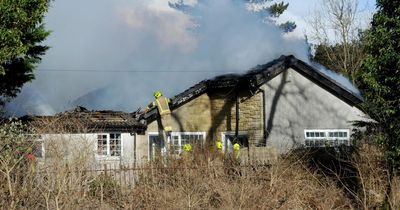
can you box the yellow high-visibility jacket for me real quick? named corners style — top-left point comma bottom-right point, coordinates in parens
top-left (155, 96), bottom-right (171, 116)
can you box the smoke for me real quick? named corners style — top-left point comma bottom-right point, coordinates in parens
top-left (311, 63), bottom-right (361, 96)
top-left (5, 0), bottom-right (309, 116)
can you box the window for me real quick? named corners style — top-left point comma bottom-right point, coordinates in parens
top-left (110, 133), bottom-right (121, 156)
top-left (304, 129), bottom-right (350, 147)
top-left (97, 134), bottom-right (108, 156)
top-left (27, 134), bottom-right (45, 159)
top-left (97, 133), bottom-right (122, 158)
top-left (32, 141), bottom-right (45, 158)
top-left (170, 132), bottom-right (206, 154)
top-left (221, 132), bottom-right (248, 152)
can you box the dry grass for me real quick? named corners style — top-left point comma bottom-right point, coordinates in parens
top-left (0, 119), bottom-right (399, 209)
top-left (352, 144), bottom-right (400, 210)
top-left (124, 155), bottom-right (352, 210)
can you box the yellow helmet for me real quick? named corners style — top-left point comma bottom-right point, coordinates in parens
top-left (233, 143), bottom-right (240, 151)
top-left (183, 143), bottom-right (192, 152)
top-left (154, 91), bottom-right (162, 98)
top-left (216, 140), bottom-right (223, 150)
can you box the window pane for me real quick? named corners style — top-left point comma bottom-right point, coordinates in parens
top-left (172, 136), bottom-right (179, 145)
top-left (334, 139), bottom-right (338, 146)
top-left (181, 134), bottom-right (189, 145)
top-left (110, 133), bottom-right (121, 157)
top-left (305, 129), bottom-right (350, 147)
top-left (33, 142), bottom-right (43, 158)
top-left (310, 140), bottom-right (315, 147)
top-left (171, 135), bottom-right (179, 154)
top-left (97, 135), bottom-right (107, 155)
top-left (315, 140), bottom-right (320, 146)
top-left (171, 133), bottom-right (206, 154)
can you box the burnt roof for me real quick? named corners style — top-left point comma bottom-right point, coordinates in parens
top-left (143, 55), bottom-right (363, 121)
top-left (22, 106), bottom-right (146, 134)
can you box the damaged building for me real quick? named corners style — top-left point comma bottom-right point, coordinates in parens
top-left (23, 106), bottom-right (146, 165)
top-left (25, 55), bottom-right (366, 164)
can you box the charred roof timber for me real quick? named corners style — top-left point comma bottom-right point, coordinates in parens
top-left (143, 55), bottom-right (364, 122)
top-left (22, 106), bottom-right (147, 134)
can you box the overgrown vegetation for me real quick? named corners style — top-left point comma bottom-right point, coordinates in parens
top-left (356, 0), bottom-right (400, 207)
top-left (0, 119), bottom-right (399, 209)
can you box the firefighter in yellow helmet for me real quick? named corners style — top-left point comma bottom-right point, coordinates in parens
top-left (216, 139), bottom-right (223, 151)
top-left (233, 143), bottom-right (240, 159)
top-left (233, 143), bottom-right (240, 151)
top-left (147, 91), bottom-right (172, 133)
top-left (183, 143), bottom-right (192, 152)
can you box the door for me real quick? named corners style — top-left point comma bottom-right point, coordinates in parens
top-left (222, 132), bottom-right (249, 152)
top-left (149, 134), bottom-right (165, 160)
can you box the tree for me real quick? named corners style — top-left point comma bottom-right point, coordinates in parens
top-left (357, 0), bottom-right (400, 206)
top-left (0, 0), bottom-right (51, 107)
top-left (312, 37), bottom-right (365, 80)
top-left (169, 0), bottom-right (296, 32)
top-left (308, 0), bottom-right (364, 82)
top-left (0, 120), bottom-right (36, 208)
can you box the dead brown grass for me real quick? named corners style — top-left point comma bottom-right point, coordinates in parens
top-left (122, 155), bottom-right (352, 210)
top-left (1, 119), bottom-right (399, 209)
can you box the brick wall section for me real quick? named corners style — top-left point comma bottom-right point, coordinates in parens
top-left (147, 93), bottom-right (213, 133)
top-left (147, 90), bottom-right (264, 146)
top-left (208, 90), bottom-right (264, 145)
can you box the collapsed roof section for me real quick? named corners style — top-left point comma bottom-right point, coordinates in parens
top-left (143, 55), bottom-right (363, 122)
top-left (22, 106), bottom-right (146, 134)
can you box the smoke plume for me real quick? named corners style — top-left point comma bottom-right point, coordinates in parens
top-left (5, 0), bottom-right (309, 116)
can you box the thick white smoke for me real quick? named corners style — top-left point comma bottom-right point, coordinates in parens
top-left (5, 0), bottom-right (309, 116)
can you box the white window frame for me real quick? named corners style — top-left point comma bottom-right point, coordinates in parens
top-left (221, 131), bottom-right (248, 152)
top-left (170, 132), bottom-right (206, 154)
top-left (96, 133), bottom-right (123, 160)
top-left (304, 129), bottom-right (350, 147)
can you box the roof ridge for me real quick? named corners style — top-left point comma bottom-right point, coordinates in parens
top-left (142, 55), bottom-right (363, 122)
top-left (287, 57), bottom-right (363, 103)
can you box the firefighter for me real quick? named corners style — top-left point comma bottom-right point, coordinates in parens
top-left (216, 139), bottom-right (223, 151)
top-left (233, 143), bottom-right (240, 159)
top-left (183, 143), bottom-right (192, 152)
top-left (147, 91), bottom-right (172, 133)
top-left (233, 143), bottom-right (240, 151)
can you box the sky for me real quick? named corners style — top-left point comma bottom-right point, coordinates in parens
top-left (280, 0), bottom-right (376, 38)
top-left (5, 0), bottom-right (376, 116)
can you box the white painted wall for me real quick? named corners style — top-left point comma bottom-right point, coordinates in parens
top-left (39, 132), bottom-right (137, 165)
top-left (135, 134), bottom-right (150, 163)
top-left (261, 68), bottom-right (366, 152)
